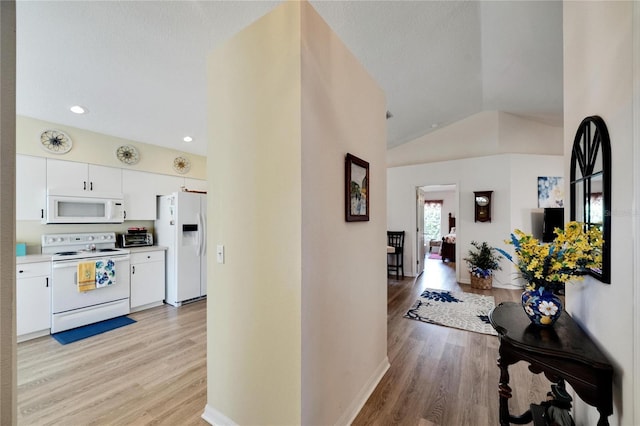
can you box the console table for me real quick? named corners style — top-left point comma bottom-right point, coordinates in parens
top-left (489, 302), bottom-right (613, 426)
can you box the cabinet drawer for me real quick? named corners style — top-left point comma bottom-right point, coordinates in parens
top-left (131, 251), bottom-right (164, 264)
top-left (16, 262), bottom-right (51, 279)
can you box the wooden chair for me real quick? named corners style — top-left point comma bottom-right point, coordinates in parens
top-left (387, 231), bottom-right (405, 279)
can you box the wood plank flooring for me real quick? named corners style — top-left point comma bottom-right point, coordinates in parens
top-left (17, 301), bottom-right (209, 426)
top-left (17, 260), bottom-right (549, 425)
top-left (353, 259), bottom-right (549, 426)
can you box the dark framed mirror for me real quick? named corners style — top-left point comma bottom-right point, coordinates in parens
top-left (570, 115), bottom-right (611, 283)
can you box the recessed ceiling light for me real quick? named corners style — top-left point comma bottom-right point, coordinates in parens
top-left (183, 136), bottom-right (193, 142)
top-left (431, 123), bottom-right (439, 128)
top-left (70, 105), bottom-right (87, 114)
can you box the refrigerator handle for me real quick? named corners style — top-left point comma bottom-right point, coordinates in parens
top-left (197, 213), bottom-right (204, 256)
top-left (201, 211), bottom-right (207, 256)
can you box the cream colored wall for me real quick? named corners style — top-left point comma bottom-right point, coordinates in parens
top-left (299, 2), bottom-right (387, 425)
top-left (206, 2), bottom-right (302, 424)
top-left (563, 2), bottom-right (636, 425)
top-left (497, 112), bottom-right (564, 155)
top-left (15, 115), bottom-right (206, 250)
top-left (387, 110), bottom-right (563, 168)
top-left (387, 111), bottom-right (499, 167)
top-left (17, 115), bottom-right (206, 179)
top-left (205, 2), bottom-right (388, 424)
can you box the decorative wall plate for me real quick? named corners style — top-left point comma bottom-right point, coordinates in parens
top-left (173, 156), bottom-right (191, 174)
top-left (40, 129), bottom-right (72, 154)
top-left (116, 145), bottom-right (140, 165)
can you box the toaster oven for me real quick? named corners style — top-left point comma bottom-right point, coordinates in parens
top-left (120, 232), bottom-right (153, 247)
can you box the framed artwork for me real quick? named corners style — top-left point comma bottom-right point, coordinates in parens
top-left (538, 176), bottom-right (564, 208)
top-left (345, 153), bottom-right (369, 222)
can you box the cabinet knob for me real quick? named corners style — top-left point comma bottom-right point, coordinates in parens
top-left (18, 270), bottom-right (24, 274)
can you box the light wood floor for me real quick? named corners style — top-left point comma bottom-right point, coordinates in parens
top-left (18, 260), bottom-right (549, 425)
top-left (353, 259), bottom-right (549, 425)
top-left (17, 301), bottom-right (209, 426)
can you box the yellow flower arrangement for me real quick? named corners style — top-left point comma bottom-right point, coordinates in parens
top-left (496, 221), bottom-right (603, 292)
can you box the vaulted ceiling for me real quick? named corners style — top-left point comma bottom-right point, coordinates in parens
top-left (16, 1), bottom-right (563, 156)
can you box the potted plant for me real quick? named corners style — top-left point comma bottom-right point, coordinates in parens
top-left (464, 241), bottom-right (502, 289)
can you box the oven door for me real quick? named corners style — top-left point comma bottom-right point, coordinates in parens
top-left (51, 255), bottom-right (130, 314)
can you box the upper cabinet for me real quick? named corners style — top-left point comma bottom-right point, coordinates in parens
top-left (16, 155), bottom-right (47, 221)
top-left (122, 170), bottom-right (205, 221)
top-left (46, 159), bottom-right (122, 194)
top-left (184, 178), bottom-right (207, 193)
top-left (122, 170), bottom-right (158, 221)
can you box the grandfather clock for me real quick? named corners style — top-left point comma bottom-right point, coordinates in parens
top-left (474, 191), bottom-right (492, 222)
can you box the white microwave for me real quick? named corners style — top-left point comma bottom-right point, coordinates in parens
top-left (45, 190), bottom-right (125, 224)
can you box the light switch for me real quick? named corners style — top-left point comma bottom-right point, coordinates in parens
top-left (216, 244), bottom-right (225, 264)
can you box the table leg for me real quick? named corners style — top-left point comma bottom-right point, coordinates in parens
top-left (497, 356), bottom-right (512, 426)
top-left (497, 356), bottom-right (532, 425)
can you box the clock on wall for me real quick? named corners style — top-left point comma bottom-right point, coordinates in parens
top-left (474, 191), bottom-right (492, 222)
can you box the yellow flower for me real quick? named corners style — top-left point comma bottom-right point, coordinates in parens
top-left (498, 221), bottom-right (603, 292)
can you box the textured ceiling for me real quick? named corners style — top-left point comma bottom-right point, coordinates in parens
top-left (16, 1), bottom-right (563, 156)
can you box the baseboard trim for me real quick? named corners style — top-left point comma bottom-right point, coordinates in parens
top-left (201, 404), bottom-right (238, 426)
top-left (334, 356), bottom-right (390, 426)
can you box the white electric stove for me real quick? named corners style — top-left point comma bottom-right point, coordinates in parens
top-left (42, 232), bottom-right (131, 333)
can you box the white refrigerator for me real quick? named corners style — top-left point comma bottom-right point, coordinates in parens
top-left (155, 191), bottom-right (207, 307)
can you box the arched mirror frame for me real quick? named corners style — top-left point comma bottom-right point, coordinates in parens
top-left (570, 115), bottom-right (611, 283)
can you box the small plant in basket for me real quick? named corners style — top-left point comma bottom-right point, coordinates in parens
top-left (464, 241), bottom-right (502, 289)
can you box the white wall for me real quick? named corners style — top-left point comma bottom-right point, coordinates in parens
top-left (388, 153), bottom-right (563, 287)
top-left (387, 110), bottom-right (563, 168)
top-left (205, 2), bottom-right (388, 425)
top-left (563, 2), bottom-right (637, 425)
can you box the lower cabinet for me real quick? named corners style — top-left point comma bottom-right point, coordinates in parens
top-left (17, 261), bottom-right (51, 341)
top-left (130, 250), bottom-right (166, 311)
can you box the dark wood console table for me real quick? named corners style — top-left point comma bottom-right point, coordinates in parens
top-left (489, 302), bottom-right (613, 426)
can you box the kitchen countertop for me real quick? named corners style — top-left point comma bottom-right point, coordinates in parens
top-left (16, 246), bottom-right (168, 264)
top-left (126, 246), bottom-right (167, 253)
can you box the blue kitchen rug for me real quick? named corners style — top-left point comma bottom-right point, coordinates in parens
top-left (51, 316), bottom-right (136, 345)
top-left (404, 288), bottom-right (498, 336)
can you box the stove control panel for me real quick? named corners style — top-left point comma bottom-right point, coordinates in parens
top-left (41, 232), bottom-right (117, 254)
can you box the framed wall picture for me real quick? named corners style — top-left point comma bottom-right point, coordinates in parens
top-left (538, 176), bottom-right (564, 208)
top-left (345, 153), bottom-right (369, 222)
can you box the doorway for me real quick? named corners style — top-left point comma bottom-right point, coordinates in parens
top-left (416, 184), bottom-right (458, 278)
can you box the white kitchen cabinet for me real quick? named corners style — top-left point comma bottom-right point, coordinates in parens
top-left (122, 169), bottom-right (158, 220)
top-left (16, 155), bottom-right (47, 221)
top-left (184, 178), bottom-right (207, 193)
top-left (154, 174), bottom-right (186, 197)
top-left (130, 250), bottom-right (165, 311)
top-left (16, 261), bottom-right (51, 341)
top-left (47, 159), bottom-right (122, 194)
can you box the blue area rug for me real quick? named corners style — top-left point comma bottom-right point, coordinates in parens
top-left (404, 288), bottom-right (498, 336)
top-left (52, 316), bottom-right (136, 345)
